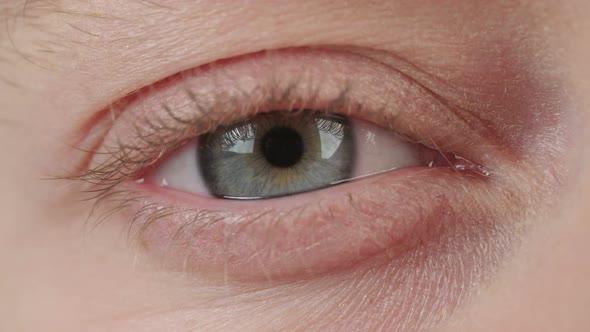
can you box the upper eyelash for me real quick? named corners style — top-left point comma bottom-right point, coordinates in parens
top-left (69, 81), bottom-right (374, 195)
top-left (57, 80), bottom-right (396, 244)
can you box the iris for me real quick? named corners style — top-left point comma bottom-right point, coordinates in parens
top-left (198, 111), bottom-right (355, 198)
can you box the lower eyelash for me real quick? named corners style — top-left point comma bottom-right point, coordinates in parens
top-left (77, 150), bottom-right (492, 246)
top-left (73, 161), bottom-right (491, 284)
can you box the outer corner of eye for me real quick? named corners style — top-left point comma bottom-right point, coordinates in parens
top-left (142, 110), bottom-right (427, 201)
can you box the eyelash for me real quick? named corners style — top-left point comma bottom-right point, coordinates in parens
top-left (78, 84), bottom-right (370, 188)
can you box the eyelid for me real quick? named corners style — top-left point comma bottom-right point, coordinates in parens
top-left (84, 48), bottom-right (496, 191)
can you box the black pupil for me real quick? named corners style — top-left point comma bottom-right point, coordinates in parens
top-left (261, 126), bottom-right (304, 168)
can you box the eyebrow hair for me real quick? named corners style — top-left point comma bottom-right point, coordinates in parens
top-left (0, 0), bottom-right (166, 65)
top-left (0, 3), bottom-right (23, 88)
top-left (0, 0), bottom-right (99, 88)
top-left (0, 1), bottom-right (55, 86)
top-left (0, 0), bottom-right (183, 93)
top-left (0, 1), bottom-right (62, 32)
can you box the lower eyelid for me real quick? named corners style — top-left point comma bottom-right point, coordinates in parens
top-left (125, 166), bottom-right (491, 282)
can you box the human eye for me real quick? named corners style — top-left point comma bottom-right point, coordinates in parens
top-left (153, 109), bottom-right (434, 199)
top-left (73, 48), bottom-right (499, 284)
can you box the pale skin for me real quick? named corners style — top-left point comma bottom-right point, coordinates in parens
top-left (0, 1), bottom-right (589, 331)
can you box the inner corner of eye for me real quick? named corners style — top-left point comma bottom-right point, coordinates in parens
top-left (145, 111), bottom-right (433, 200)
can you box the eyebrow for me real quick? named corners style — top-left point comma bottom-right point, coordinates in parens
top-left (0, 0), bottom-right (570, 177)
top-left (0, 1), bottom-right (70, 39)
top-left (0, 0), bottom-right (129, 89)
top-left (0, 1), bottom-right (65, 86)
top-left (0, 0), bottom-right (556, 106)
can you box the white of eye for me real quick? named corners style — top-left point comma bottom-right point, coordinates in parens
top-left (352, 120), bottom-right (421, 178)
top-left (151, 141), bottom-right (208, 194)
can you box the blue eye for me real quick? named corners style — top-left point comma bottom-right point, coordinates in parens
top-left (199, 111), bottom-right (354, 198)
top-left (151, 110), bottom-right (425, 199)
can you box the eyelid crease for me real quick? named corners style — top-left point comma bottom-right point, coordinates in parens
top-left (65, 103), bottom-right (127, 175)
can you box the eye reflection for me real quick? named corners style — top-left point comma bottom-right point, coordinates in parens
top-left (199, 111), bottom-right (355, 199)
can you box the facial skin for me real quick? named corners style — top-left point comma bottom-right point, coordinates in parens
top-left (0, 1), bottom-right (589, 331)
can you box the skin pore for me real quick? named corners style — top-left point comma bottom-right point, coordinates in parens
top-left (0, 1), bottom-right (589, 331)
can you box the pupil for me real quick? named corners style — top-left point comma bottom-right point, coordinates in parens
top-left (261, 126), bottom-right (304, 168)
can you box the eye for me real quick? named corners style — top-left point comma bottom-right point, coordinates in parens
top-left (151, 111), bottom-right (423, 199)
top-left (78, 48), bottom-right (500, 284)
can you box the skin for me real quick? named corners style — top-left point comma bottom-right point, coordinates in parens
top-left (0, 0), bottom-right (589, 331)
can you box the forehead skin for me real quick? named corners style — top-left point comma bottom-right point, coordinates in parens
top-left (0, 0), bottom-right (589, 331)
top-left (0, 0), bottom-right (573, 105)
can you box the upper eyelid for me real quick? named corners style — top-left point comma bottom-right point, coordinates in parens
top-left (68, 46), bottom-right (472, 157)
top-left (103, 48), bottom-right (431, 142)
top-left (72, 47), bottom-right (500, 191)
